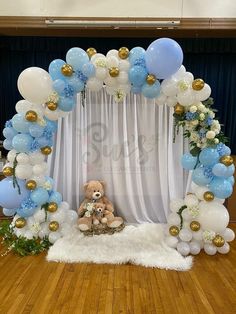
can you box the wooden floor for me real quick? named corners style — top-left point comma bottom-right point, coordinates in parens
top-left (0, 225), bottom-right (236, 314)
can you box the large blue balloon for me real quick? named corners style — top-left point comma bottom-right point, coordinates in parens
top-left (49, 59), bottom-right (66, 81)
top-left (29, 124), bottom-right (45, 138)
top-left (216, 143), bottom-right (231, 156)
top-left (199, 148), bottom-right (219, 166)
top-left (141, 81), bottom-right (161, 99)
top-left (209, 177), bottom-right (233, 198)
top-left (49, 191), bottom-right (62, 205)
top-left (192, 167), bottom-right (213, 186)
top-left (30, 188), bottom-right (49, 206)
top-left (128, 66), bottom-right (147, 86)
top-left (66, 47), bottom-right (89, 70)
top-left (145, 38), bottom-right (183, 79)
top-left (0, 178), bottom-right (30, 209)
top-left (12, 134), bottom-right (33, 153)
top-left (3, 127), bottom-right (18, 140)
top-left (12, 113), bottom-right (31, 133)
top-left (181, 153), bottom-right (198, 170)
top-left (212, 163), bottom-right (227, 177)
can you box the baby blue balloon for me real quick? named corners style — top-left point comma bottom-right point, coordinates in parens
top-left (0, 178), bottom-right (30, 209)
top-left (224, 164), bottom-right (235, 178)
top-left (12, 113), bottom-right (31, 133)
top-left (129, 47), bottom-right (146, 65)
top-left (3, 127), bottom-right (18, 140)
top-left (82, 62), bottom-right (95, 78)
top-left (216, 143), bottom-right (231, 156)
top-left (29, 124), bottom-right (44, 138)
top-left (142, 81), bottom-right (161, 99)
top-left (145, 38), bottom-right (183, 79)
top-left (12, 133), bottom-right (33, 153)
top-left (45, 119), bottom-right (58, 133)
top-left (181, 153), bottom-right (198, 170)
top-left (209, 177), bottom-right (233, 198)
top-left (128, 66), bottom-right (147, 86)
top-left (53, 79), bottom-right (66, 94)
top-left (17, 204), bottom-right (37, 218)
top-left (228, 176), bottom-right (235, 186)
top-left (3, 208), bottom-right (17, 216)
top-left (58, 96), bottom-right (76, 112)
top-left (66, 47), bottom-right (89, 70)
top-left (199, 148), bottom-right (219, 166)
top-left (49, 59), bottom-right (66, 81)
top-left (49, 191), bottom-right (62, 205)
top-left (30, 188), bottom-right (49, 206)
top-left (67, 76), bottom-right (85, 93)
top-left (212, 163), bottom-right (227, 177)
top-left (36, 136), bottom-right (52, 148)
top-left (192, 167), bottom-right (213, 186)
top-left (3, 139), bottom-right (13, 151)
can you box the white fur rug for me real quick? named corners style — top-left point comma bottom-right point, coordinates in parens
top-left (47, 224), bottom-right (193, 271)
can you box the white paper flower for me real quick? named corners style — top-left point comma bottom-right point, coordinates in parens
top-left (208, 111), bottom-right (215, 118)
top-left (188, 205), bottom-right (200, 218)
top-left (206, 130), bottom-right (216, 139)
top-left (214, 138), bottom-right (219, 144)
top-left (189, 105), bottom-right (197, 113)
top-left (197, 103), bottom-right (205, 112)
top-left (203, 230), bottom-right (216, 243)
top-left (199, 113), bottom-right (205, 121)
top-left (85, 211), bottom-right (91, 218)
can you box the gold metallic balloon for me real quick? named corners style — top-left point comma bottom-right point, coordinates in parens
top-left (109, 67), bottom-right (120, 77)
top-left (47, 202), bottom-right (58, 213)
top-left (41, 146), bottom-right (52, 155)
top-left (146, 74), bottom-right (156, 85)
top-left (61, 64), bottom-right (73, 76)
top-left (25, 110), bottom-right (38, 122)
top-left (174, 103), bottom-right (185, 115)
top-left (3, 167), bottom-right (14, 177)
top-left (169, 225), bottom-right (180, 236)
top-left (212, 235), bottom-right (225, 247)
top-left (86, 47), bottom-right (97, 58)
top-left (190, 221), bottom-right (201, 232)
top-left (203, 191), bottom-right (215, 202)
top-left (192, 79), bottom-right (205, 91)
top-left (49, 221), bottom-right (59, 232)
top-left (15, 218), bottom-right (26, 228)
top-left (118, 47), bottom-right (129, 59)
top-left (25, 180), bottom-right (37, 190)
top-left (46, 101), bottom-right (58, 111)
top-left (220, 155), bottom-right (234, 166)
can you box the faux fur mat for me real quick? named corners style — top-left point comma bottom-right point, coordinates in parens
top-left (47, 224), bottom-right (193, 271)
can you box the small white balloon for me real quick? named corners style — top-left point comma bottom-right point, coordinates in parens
top-left (195, 186), bottom-right (209, 200)
top-left (33, 208), bottom-right (46, 223)
top-left (177, 89), bottom-right (195, 107)
top-left (165, 96), bottom-right (177, 107)
top-left (184, 194), bottom-right (199, 207)
top-left (165, 236), bottom-right (179, 248)
top-left (106, 49), bottom-right (119, 58)
top-left (171, 65), bottom-right (186, 80)
top-left (44, 108), bottom-right (60, 121)
top-left (189, 241), bottom-right (201, 255)
top-left (33, 163), bottom-right (47, 176)
top-left (29, 152), bottom-right (45, 165)
top-left (193, 84), bottom-right (211, 102)
top-left (30, 175), bottom-right (46, 186)
top-left (95, 67), bottom-right (107, 80)
top-left (161, 79), bottom-right (178, 97)
top-left (182, 208), bottom-right (192, 221)
top-left (66, 210), bottom-right (78, 224)
top-left (50, 208), bottom-right (66, 224)
top-left (179, 228), bottom-right (193, 242)
top-left (24, 230), bottom-right (34, 240)
top-left (170, 199), bottom-right (185, 212)
top-left (217, 242), bottom-right (230, 254)
top-left (49, 231), bottom-right (61, 244)
top-left (204, 243), bottom-right (217, 255)
top-left (7, 150), bottom-right (17, 163)
top-left (91, 53), bottom-right (106, 63)
top-left (16, 153), bottom-right (30, 164)
top-left (192, 230), bottom-right (203, 241)
top-left (177, 242), bottom-right (190, 256)
top-left (117, 71), bottom-right (129, 84)
top-left (60, 223), bottom-right (71, 236)
top-left (119, 60), bottom-right (130, 71)
top-left (15, 99), bottom-right (33, 113)
top-left (167, 213), bottom-right (181, 226)
top-left (104, 76), bottom-right (117, 87)
top-left (86, 77), bottom-right (103, 92)
top-left (106, 56), bottom-right (119, 68)
top-left (60, 202), bottom-right (70, 211)
top-left (222, 228), bottom-right (235, 242)
top-left (15, 164), bottom-right (33, 180)
top-left (155, 93), bottom-right (167, 106)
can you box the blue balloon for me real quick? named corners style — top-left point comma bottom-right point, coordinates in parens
top-left (128, 66), bottom-right (147, 86)
top-left (3, 127), bottom-right (18, 140)
top-left (17, 201), bottom-right (38, 218)
top-left (129, 47), bottom-right (146, 65)
top-left (53, 79), bottom-right (66, 94)
top-left (66, 47), bottom-right (89, 70)
top-left (49, 191), bottom-right (62, 205)
top-left (225, 164), bottom-right (235, 178)
top-left (3, 208), bottom-right (17, 216)
top-left (0, 178), bottom-right (30, 209)
top-left (181, 153), bottom-right (198, 170)
top-left (44, 177), bottom-right (54, 191)
top-left (216, 143), bottom-right (231, 156)
top-left (29, 124), bottom-right (45, 138)
top-left (12, 113), bottom-right (31, 133)
top-left (199, 148), bottom-right (219, 166)
top-left (145, 38), bottom-right (183, 79)
top-left (228, 176), bottom-right (235, 186)
top-left (3, 139), bottom-right (13, 151)
top-left (192, 167), bottom-right (213, 186)
top-left (212, 163), bottom-right (227, 177)
top-left (45, 119), bottom-right (58, 133)
top-left (36, 136), bottom-right (52, 148)
top-left (49, 59), bottom-right (66, 80)
top-left (67, 76), bottom-right (85, 93)
top-left (209, 177), bottom-right (233, 198)
top-left (30, 188), bottom-right (49, 206)
top-left (142, 81), bottom-right (161, 99)
top-left (82, 62), bottom-right (95, 78)
top-left (58, 96), bottom-right (76, 112)
top-left (12, 134), bottom-right (33, 153)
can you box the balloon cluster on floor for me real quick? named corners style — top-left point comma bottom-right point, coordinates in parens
top-left (0, 37), bottom-right (234, 255)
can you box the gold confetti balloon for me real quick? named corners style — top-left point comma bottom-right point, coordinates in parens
top-left (174, 103), bottom-right (185, 115)
top-left (190, 221), bottom-right (201, 232)
top-left (61, 64), bottom-right (73, 76)
top-left (169, 225), bottom-right (180, 236)
top-left (25, 110), bottom-right (38, 122)
top-left (146, 74), bottom-right (156, 85)
top-left (41, 146), bottom-right (52, 155)
top-left (25, 180), bottom-right (37, 191)
top-left (3, 167), bottom-right (14, 177)
top-left (203, 191), bottom-right (214, 202)
top-left (46, 101), bottom-right (58, 111)
top-left (86, 47), bottom-right (97, 58)
top-left (220, 155), bottom-right (234, 166)
top-left (15, 218), bottom-right (26, 228)
top-left (118, 47), bottom-right (129, 59)
top-left (192, 79), bottom-right (205, 91)
top-left (49, 221), bottom-right (59, 232)
top-left (109, 67), bottom-right (120, 77)
top-left (212, 235), bottom-right (225, 247)
top-left (47, 202), bottom-right (58, 213)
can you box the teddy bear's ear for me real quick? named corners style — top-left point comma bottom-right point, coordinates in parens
top-left (99, 180), bottom-right (106, 189)
top-left (84, 182), bottom-right (89, 191)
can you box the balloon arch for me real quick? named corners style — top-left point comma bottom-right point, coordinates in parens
top-left (0, 38), bottom-right (235, 257)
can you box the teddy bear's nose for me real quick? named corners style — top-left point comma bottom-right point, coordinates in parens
top-left (95, 192), bottom-right (100, 197)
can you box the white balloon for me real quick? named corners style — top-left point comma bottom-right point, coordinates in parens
top-left (30, 175), bottom-right (46, 186)
top-left (118, 84), bottom-right (131, 94)
top-left (165, 236), bottom-right (179, 248)
top-left (217, 242), bottom-right (230, 254)
top-left (161, 79), bottom-right (178, 97)
top-left (15, 99), bottom-right (33, 113)
top-left (16, 153), bottom-right (30, 164)
top-left (177, 242), bottom-right (190, 256)
top-left (60, 223), bottom-right (71, 236)
top-left (44, 108), bottom-right (60, 121)
top-left (7, 150), bottom-right (17, 163)
top-left (171, 65), bottom-right (186, 80)
top-left (91, 53), bottom-right (106, 63)
top-left (50, 208), bottom-right (66, 224)
top-left (214, 198), bottom-right (225, 204)
top-left (192, 230), bottom-right (203, 241)
top-left (38, 222), bottom-right (49, 239)
top-left (17, 67), bottom-right (53, 104)
top-left (184, 194), bottom-right (199, 207)
top-left (119, 60), bottom-right (130, 71)
top-left (170, 199), bottom-right (185, 212)
top-left (179, 228), bottom-right (193, 242)
top-left (60, 202), bottom-right (70, 211)
top-left (106, 56), bottom-right (119, 68)
top-left (189, 241), bottom-right (201, 255)
top-left (181, 208), bottom-right (192, 221)
top-left (15, 164), bottom-right (33, 180)
top-left (104, 76), bottom-right (117, 87)
top-left (33, 208), bottom-right (46, 223)
top-left (24, 230), bottom-right (34, 240)
top-left (167, 213), bottom-right (181, 226)
top-left (177, 89), bottom-right (195, 106)
top-left (95, 67), bottom-right (107, 80)
top-left (106, 86), bottom-right (115, 95)
top-left (58, 110), bottom-right (69, 118)
top-left (195, 186), bottom-right (209, 200)
top-left (66, 210), bottom-right (78, 224)
top-left (182, 72), bottom-right (194, 83)
top-left (155, 93), bottom-right (167, 106)
top-left (222, 228), bottom-right (235, 242)
top-left (86, 77), bottom-right (103, 92)
top-left (165, 96), bottom-right (177, 107)
top-left (29, 152), bottom-right (45, 165)
top-left (204, 243), bottom-right (217, 255)
top-left (106, 49), bottom-right (118, 58)
top-left (117, 71), bottom-right (129, 84)
top-left (193, 84), bottom-right (211, 102)
top-left (49, 231), bottom-right (61, 244)
top-left (33, 163), bottom-right (47, 176)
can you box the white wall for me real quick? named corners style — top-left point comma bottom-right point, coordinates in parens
top-left (0, 0), bottom-right (235, 18)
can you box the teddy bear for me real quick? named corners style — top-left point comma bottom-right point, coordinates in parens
top-left (92, 203), bottom-right (107, 225)
top-left (77, 180), bottom-right (123, 231)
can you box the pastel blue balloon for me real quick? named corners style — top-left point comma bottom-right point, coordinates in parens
top-left (228, 176), bottom-right (235, 186)
top-left (29, 124), bottom-right (44, 138)
top-left (216, 143), bottom-right (231, 156)
top-left (37, 136), bottom-right (52, 148)
top-left (145, 38), bottom-right (183, 79)
top-left (3, 127), bottom-right (18, 140)
top-left (45, 177), bottom-right (54, 191)
top-left (53, 79), bottom-right (66, 94)
top-left (58, 96), bottom-right (76, 112)
top-left (49, 59), bottom-right (66, 80)
top-left (12, 113), bottom-right (31, 133)
top-left (49, 191), bottom-right (62, 205)
top-left (225, 164), bottom-right (235, 178)
top-left (0, 178), bottom-right (30, 209)
top-left (12, 134), bottom-right (33, 153)
top-left (212, 163), bottom-right (227, 177)
top-left (181, 153), bottom-right (198, 170)
top-left (209, 177), bottom-right (233, 198)
top-left (66, 47), bottom-right (89, 70)
top-left (45, 119), bottom-right (58, 133)
top-left (128, 66), bottom-right (147, 86)
top-left (67, 76), bottom-right (85, 93)
top-left (3, 139), bottom-right (13, 151)
top-left (192, 167), bottom-right (213, 186)
top-left (3, 207), bottom-right (17, 216)
top-left (142, 81), bottom-right (161, 99)
top-left (131, 86), bottom-right (142, 94)
top-left (129, 47), bottom-right (146, 65)
top-left (17, 204), bottom-right (37, 218)
top-left (199, 148), bottom-right (219, 166)
top-left (82, 62), bottom-right (95, 78)
top-left (30, 188), bottom-right (49, 206)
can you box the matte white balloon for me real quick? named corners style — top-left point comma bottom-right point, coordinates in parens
top-left (204, 244), bottom-right (217, 255)
top-left (7, 150), bottom-right (17, 163)
top-left (165, 236), bottom-right (179, 248)
top-left (170, 199), bottom-right (185, 212)
top-left (29, 152), bottom-right (45, 165)
top-left (15, 164), bottom-right (33, 179)
top-left (16, 153), bottom-right (30, 164)
top-left (167, 213), bottom-right (181, 226)
top-left (179, 228), bottom-right (193, 242)
top-left (222, 228), bottom-right (235, 242)
top-left (217, 242), bottom-right (230, 254)
top-left (49, 231), bottom-right (61, 244)
top-left (177, 242), bottom-right (190, 256)
top-left (184, 194), bottom-right (199, 207)
top-left (189, 241), bottom-right (201, 255)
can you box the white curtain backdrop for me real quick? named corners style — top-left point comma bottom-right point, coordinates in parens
top-left (48, 89), bottom-right (189, 223)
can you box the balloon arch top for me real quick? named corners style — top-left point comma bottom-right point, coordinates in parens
top-left (0, 38), bottom-right (235, 257)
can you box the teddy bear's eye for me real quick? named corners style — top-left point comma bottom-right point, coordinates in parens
top-left (94, 190), bottom-right (96, 192)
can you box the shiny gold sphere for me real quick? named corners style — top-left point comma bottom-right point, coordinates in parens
top-left (146, 74), bottom-right (156, 85)
top-left (118, 47), bottom-right (129, 59)
top-left (169, 225), bottom-right (180, 237)
top-left (190, 221), bottom-right (201, 232)
top-left (46, 101), bottom-right (58, 111)
top-left (25, 180), bottom-right (37, 190)
top-left (86, 47), bottom-right (97, 58)
top-left (61, 64), bottom-right (73, 76)
top-left (220, 155), bottom-right (234, 166)
top-left (192, 79), bottom-right (205, 91)
top-left (203, 191), bottom-right (215, 202)
top-left (47, 202), bottom-right (58, 213)
top-left (41, 146), bottom-right (52, 155)
top-left (109, 67), bottom-right (120, 77)
top-left (3, 167), bottom-right (14, 177)
top-left (212, 235), bottom-right (225, 247)
top-left (15, 218), bottom-right (26, 228)
top-left (49, 221), bottom-right (59, 232)
top-left (25, 110), bottom-right (38, 122)
top-left (174, 103), bottom-right (185, 115)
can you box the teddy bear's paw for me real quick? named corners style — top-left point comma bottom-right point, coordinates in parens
top-left (108, 218), bottom-right (123, 228)
top-left (93, 219), bottom-right (99, 225)
top-left (79, 224), bottom-right (90, 231)
top-left (101, 217), bottom-right (108, 224)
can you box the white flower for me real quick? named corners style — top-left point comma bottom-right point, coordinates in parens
top-left (189, 105), bottom-right (197, 113)
top-left (197, 143), bottom-right (202, 148)
top-left (214, 138), bottom-right (219, 144)
top-left (87, 203), bottom-right (94, 212)
top-left (206, 130), bottom-right (216, 139)
top-left (208, 111), bottom-right (215, 119)
top-left (191, 120), bottom-right (199, 126)
top-left (203, 230), bottom-right (216, 243)
top-left (95, 58), bottom-right (107, 68)
top-left (197, 103), bottom-right (205, 112)
top-left (114, 90), bottom-right (125, 103)
top-left (85, 211), bottom-right (91, 218)
top-left (188, 205), bottom-right (199, 218)
top-left (199, 113), bottom-right (205, 121)
top-left (190, 133), bottom-right (199, 142)
top-left (30, 222), bottom-right (41, 234)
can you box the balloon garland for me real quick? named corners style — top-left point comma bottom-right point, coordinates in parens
top-left (0, 38), bottom-right (235, 256)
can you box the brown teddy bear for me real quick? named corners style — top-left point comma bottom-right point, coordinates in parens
top-left (92, 203), bottom-right (107, 225)
top-left (77, 180), bottom-right (123, 231)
